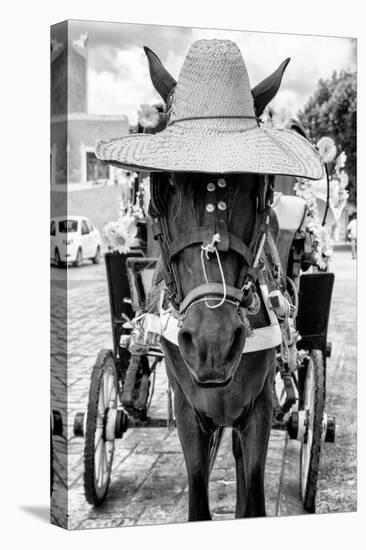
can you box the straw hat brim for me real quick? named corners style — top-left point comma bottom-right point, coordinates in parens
top-left (95, 124), bottom-right (324, 180)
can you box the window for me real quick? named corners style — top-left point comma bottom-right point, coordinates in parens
top-left (81, 220), bottom-right (90, 235)
top-left (50, 221), bottom-right (56, 236)
top-left (59, 220), bottom-right (78, 233)
top-left (85, 219), bottom-right (93, 232)
top-left (86, 152), bottom-right (109, 182)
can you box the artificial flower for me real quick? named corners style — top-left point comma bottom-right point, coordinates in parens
top-left (138, 104), bottom-right (160, 129)
top-left (104, 214), bottom-right (138, 254)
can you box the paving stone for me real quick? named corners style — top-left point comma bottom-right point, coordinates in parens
top-left (136, 503), bottom-right (187, 526)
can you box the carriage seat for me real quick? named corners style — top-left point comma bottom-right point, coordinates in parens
top-left (272, 194), bottom-right (307, 274)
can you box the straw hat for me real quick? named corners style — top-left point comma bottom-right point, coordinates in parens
top-left (96, 39), bottom-right (324, 180)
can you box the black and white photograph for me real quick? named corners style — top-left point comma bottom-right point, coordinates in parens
top-left (49, 17), bottom-right (357, 532)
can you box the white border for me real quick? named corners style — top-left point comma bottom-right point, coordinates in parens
top-left (1, 1), bottom-right (363, 549)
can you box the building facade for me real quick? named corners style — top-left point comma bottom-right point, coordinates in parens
top-left (51, 27), bottom-right (129, 188)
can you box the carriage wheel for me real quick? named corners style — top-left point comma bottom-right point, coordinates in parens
top-left (300, 349), bottom-right (325, 513)
top-left (84, 350), bottom-right (118, 505)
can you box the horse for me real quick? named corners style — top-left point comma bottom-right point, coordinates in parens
top-left (142, 46), bottom-right (291, 521)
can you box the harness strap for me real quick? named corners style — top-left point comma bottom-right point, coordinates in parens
top-left (149, 173), bottom-right (275, 313)
top-left (236, 202), bottom-right (271, 290)
top-left (151, 219), bottom-right (163, 239)
top-left (179, 283), bottom-right (244, 315)
top-left (168, 227), bottom-right (254, 266)
top-left (151, 216), bottom-right (180, 307)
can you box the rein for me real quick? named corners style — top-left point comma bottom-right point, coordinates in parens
top-left (149, 173), bottom-right (274, 322)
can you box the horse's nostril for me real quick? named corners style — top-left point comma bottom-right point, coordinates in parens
top-left (179, 329), bottom-right (208, 364)
top-left (179, 329), bottom-right (193, 350)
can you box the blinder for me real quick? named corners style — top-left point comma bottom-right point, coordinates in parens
top-left (149, 172), bottom-right (170, 218)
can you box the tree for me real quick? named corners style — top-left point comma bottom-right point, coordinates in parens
top-left (298, 70), bottom-right (357, 205)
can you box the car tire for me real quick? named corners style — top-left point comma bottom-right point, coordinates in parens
top-left (92, 245), bottom-right (101, 265)
top-left (54, 248), bottom-right (61, 268)
top-left (74, 248), bottom-right (83, 267)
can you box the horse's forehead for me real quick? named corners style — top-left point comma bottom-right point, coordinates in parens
top-left (166, 173), bottom-right (258, 236)
top-left (176, 173), bottom-right (258, 195)
top-left (170, 173), bottom-right (258, 213)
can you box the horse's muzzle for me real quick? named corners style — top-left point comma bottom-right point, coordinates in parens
top-left (178, 306), bottom-right (246, 387)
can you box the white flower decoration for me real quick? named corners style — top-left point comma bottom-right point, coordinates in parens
top-left (104, 214), bottom-right (138, 254)
top-left (138, 104), bottom-right (160, 129)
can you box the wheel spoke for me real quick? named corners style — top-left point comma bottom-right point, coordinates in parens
top-left (103, 371), bottom-right (109, 407)
top-left (98, 454), bottom-right (104, 487)
top-left (103, 446), bottom-right (109, 471)
top-left (105, 440), bottom-right (113, 464)
top-left (94, 439), bottom-right (103, 473)
top-left (110, 385), bottom-right (117, 407)
top-left (94, 428), bottom-right (103, 448)
top-left (98, 384), bottom-right (105, 413)
top-left (280, 387), bottom-right (286, 403)
top-left (110, 376), bottom-right (117, 406)
top-left (105, 371), bottom-right (114, 406)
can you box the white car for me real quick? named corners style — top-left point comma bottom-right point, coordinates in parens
top-left (51, 216), bottom-right (102, 267)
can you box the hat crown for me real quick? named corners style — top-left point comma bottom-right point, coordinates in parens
top-left (96, 39), bottom-right (324, 181)
top-left (170, 39), bottom-right (256, 122)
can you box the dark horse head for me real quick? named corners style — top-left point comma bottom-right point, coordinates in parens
top-left (145, 46), bottom-right (289, 387)
top-left (157, 172), bottom-right (258, 386)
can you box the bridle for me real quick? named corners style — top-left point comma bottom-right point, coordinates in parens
top-left (149, 172), bottom-right (274, 323)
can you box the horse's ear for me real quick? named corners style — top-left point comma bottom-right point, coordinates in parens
top-left (143, 46), bottom-right (177, 102)
top-left (251, 58), bottom-right (291, 117)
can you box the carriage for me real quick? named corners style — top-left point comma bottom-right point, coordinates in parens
top-left (70, 38), bottom-right (338, 519)
top-left (72, 189), bottom-right (336, 513)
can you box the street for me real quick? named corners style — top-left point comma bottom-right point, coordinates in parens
top-left (50, 247), bottom-right (357, 529)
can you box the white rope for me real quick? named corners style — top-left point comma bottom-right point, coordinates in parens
top-left (201, 233), bottom-right (221, 259)
top-left (200, 233), bottom-right (227, 309)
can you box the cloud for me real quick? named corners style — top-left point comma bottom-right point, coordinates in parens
top-left (88, 45), bottom-right (162, 123)
top-left (74, 21), bottom-right (356, 123)
top-left (190, 27), bottom-right (356, 114)
top-left (69, 19), bottom-right (192, 73)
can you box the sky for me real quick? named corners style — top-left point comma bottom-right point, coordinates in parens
top-left (61, 20), bottom-right (356, 125)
